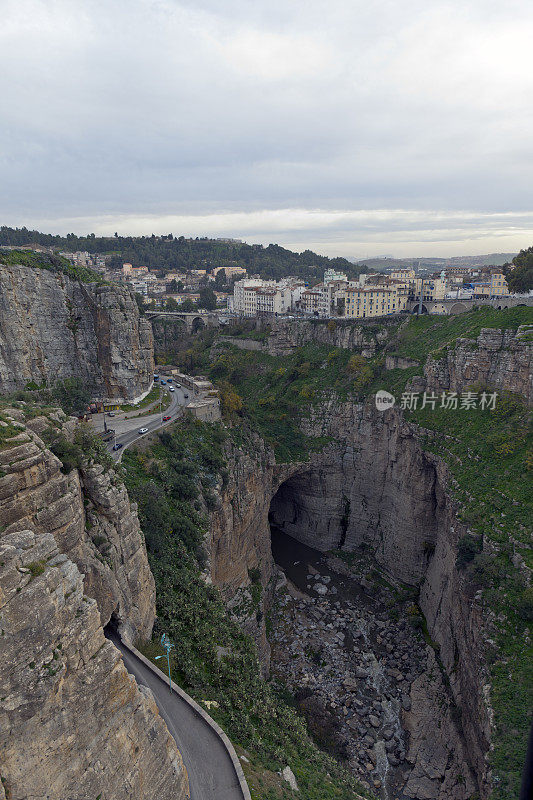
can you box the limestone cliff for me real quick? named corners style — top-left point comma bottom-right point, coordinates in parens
top-left (420, 325), bottom-right (533, 404)
top-left (205, 402), bottom-right (491, 797)
top-left (0, 263), bottom-right (154, 401)
top-left (0, 528), bottom-right (189, 800)
top-left (0, 408), bottom-right (155, 642)
top-left (265, 317), bottom-right (398, 357)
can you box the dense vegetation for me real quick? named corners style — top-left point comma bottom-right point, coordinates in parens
top-left (123, 419), bottom-right (370, 800)
top-left (0, 225), bottom-right (364, 282)
top-left (7, 377), bottom-right (93, 417)
top-left (506, 246), bottom-right (533, 292)
top-left (0, 248), bottom-right (106, 284)
top-left (208, 343), bottom-right (370, 461)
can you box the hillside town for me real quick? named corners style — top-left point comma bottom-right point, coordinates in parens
top-left (48, 249), bottom-right (522, 320)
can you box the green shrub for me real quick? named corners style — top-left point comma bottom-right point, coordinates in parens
top-left (516, 587), bottom-right (533, 621)
top-left (27, 561), bottom-right (46, 578)
top-left (456, 535), bottom-right (483, 570)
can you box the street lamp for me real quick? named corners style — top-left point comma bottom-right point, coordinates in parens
top-left (155, 633), bottom-right (175, 692)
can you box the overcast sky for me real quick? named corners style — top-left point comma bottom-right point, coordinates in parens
top-left (1, 0), bottom-right (532, 258)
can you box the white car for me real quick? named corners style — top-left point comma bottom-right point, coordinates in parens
top-left (168, 387), bottom-right (175, 392)
top-left (138, 427), bottom-right (148, 434)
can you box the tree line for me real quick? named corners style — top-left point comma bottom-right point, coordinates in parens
top-left (0, 226), bottom-right (366, 282)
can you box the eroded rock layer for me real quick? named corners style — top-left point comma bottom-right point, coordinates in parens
top-left (207, 404), bottom-right (491, 798)
top-left (0, 410), bottom-right (155, 642)
top-left (0, 263), bottom-right (154, 401)
top-left (0, 529), bottom-right (189, 800)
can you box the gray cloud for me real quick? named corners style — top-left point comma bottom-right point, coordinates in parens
top-left (1, 0), bottom-right (532, 256)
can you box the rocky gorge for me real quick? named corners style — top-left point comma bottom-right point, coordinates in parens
top-left (198, 310), bottom-right (532, 799)
top-left (207, 402), bottom-right (491, 800)
top-left (0, 294), bottom-right (530, 800)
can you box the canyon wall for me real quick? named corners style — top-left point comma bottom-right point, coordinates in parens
top-left (0, 263), bottom-right (154, 401)
top-left (421, 326), bottom-right (533, 405)
top-left (0, 528), bottom-right (189, 800)
top-left (265, 317), bottom-right (399, 357)
top-left (0, 408), bottom-right (155, 642)
top-left (206, 402), bottom-right (491, 796)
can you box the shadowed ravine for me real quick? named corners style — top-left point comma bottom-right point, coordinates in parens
top-left (269, 528), bottom-right (476, 800)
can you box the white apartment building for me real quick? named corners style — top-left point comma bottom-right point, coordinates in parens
top-left (390, 268), bottom-right (415, 281)
top-left (411, 277), bottom-right (447, 302)
top-left (233, 277), bottom-right (306, 316)
top-left (324, 268), bottom-right (348, 284)
top-left (300, 285), bottom-right (329, 316)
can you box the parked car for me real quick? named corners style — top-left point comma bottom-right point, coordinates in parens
top-left (112, 442), bottom-right (123, 451)
top-left (138, 427), bottom-right (148, 434)
top-left (107, 412), bottom-right (115, 417)
top-left (175, 383), bottom-right (181, 388)
top-left (162, 415), bottom-right (171, 422)
top-left (184, 393), bottom-right (189, 399)
top-left (167, 377), bottom-right (173, 382)
top-left (160, 380), bottom-right (166, 385)
top-left (153, 374), bottom-right (159, 380)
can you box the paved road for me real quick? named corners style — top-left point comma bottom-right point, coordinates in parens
top-left (108, 632), bottom-right (246, 800)
top-left (93, 384), bottom-right (191, 460)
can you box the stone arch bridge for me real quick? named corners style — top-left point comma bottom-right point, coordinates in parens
top-left (145, 310), bottom-right (220, 333)
top-left (405, 296), bottom-right (533, 315)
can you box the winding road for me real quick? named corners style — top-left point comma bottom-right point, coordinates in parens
top-left (107, 632), bottom-right (249, 800)
top-left (92, 384), bottom-right (188, 460)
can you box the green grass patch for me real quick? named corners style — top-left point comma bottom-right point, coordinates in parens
top-left (0, 249), bottom-right (106, 284)
top-left (389, 306), bottom-right (533, 363)
top-left (208, 344), bottom-right (373, 461)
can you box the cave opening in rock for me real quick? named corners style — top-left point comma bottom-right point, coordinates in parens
top-left (269, 470), bottom-right (344, 553)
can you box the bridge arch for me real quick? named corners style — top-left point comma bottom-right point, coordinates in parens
top-left (449, 302), bottom-right (469, 315)
top-left (191, 316), bottom-right (206, 333)
top-left (411, 303), bottom-right (429, 315)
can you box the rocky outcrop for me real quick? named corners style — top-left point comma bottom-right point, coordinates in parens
top-left (422, 326), bottom-right (533, 404)
top-left (265, 317), bottom-right (398, 357)
top-left (0, 528), bottom-right (189, 800)
top-left (0, 263), bottom-right (154, 401)
top-left (0, 409), bottom-right (155, 642)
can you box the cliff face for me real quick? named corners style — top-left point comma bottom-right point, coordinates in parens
top-left (0, 263), bottom-right (154, 401)
top-left (421, 326), bottom-right (533, 405)
top-left (205, 403), bottom-right (491, 796)
top-left (0, 528), bottom-right (189, 800)
top-left (0, 409), bottom-right (155, 643)
top-left (265, 317), bottom-right (398, 357)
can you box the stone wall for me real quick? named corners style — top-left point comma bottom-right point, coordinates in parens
top-left (265, 317), bottom-right (397, 357)
top-left (0, 529), bottom-right (189, 800)
top-left (0, 263), bottom-right (154, 401)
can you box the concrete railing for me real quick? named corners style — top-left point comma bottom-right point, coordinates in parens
top-left (121, 638), bottom-right (251, 800)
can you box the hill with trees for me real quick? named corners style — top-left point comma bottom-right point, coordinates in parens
top-left (0, 226), bottom-right (365, 283)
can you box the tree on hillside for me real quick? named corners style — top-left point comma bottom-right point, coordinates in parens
top-left (214, 269), bottom-right (226, 288)
top-left (506, 247), bottom-right (533, 293)
top-left (199, 287), bottom-right (217, 310)
top-left (168, 278), bottom-right (178, 292)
